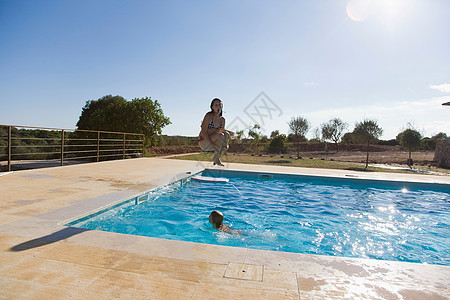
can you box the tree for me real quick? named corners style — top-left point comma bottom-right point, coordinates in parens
top-left (353, 119), bottom-right (383, 169)
top-left (76, 95), bottom-right (127, 131)
top-left (288, 116), bottom-right (310, 159)
top-left (126, 97), bottom-right (171, 146)
top-left (270, 130), bottom-right (280, 139)
top-left (321, 118), bottom-right (348, 151)
top-left (76, 95), bottom-right (171, 146)
top-left (312, 127), bottom-right (322, 142)
top-left (268, 133), bottom-right (287, 154)
top-left (432, 132), bottom-right (447, 140)
top-left (397, 128), bottom-right (421, 168)
top-left (341, 132), bottom-right (356, 145)
top-left (287, 134), bottom-right (307, 143)
top-left (248, 124), bottom-right (262, 152)
top-left (248, 124), bottom-right (261, 140)
top-left (235, 130), bottom-right (245, 142)
top-left (418, 132), bottom-right (448, 150)
top-left (420, 137), bottom-right (436, 150)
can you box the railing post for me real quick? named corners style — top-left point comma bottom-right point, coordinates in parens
top-left (7, 126), bottom-right (11, 172)
top-left (61, 130), bottom-right (64, 166)
top-left (97, 131), bottom-right (100, 162)
top-left (123, 133), bottom-right (126, 159)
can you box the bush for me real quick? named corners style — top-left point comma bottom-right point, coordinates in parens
top-left (420, 138), bottom-right (436, 150)
top-left (268, 134), bottom-right (287, 154)
top-left (378, 139), bottom-right (399, 146)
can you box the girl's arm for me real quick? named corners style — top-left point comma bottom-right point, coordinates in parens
top-left (221, 117), bottom-right (235, 136)
top-left (200, 113), bottom-right (211, 139)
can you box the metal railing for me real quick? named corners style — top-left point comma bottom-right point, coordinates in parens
top-left (0, 124), bottom-right (145, 171)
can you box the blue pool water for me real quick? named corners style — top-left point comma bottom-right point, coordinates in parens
top-left (67, 170), bottom-right (450, 265)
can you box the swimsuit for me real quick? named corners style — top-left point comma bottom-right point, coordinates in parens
top-left (198, 115), bottom-right (223, 142)
top-left (208, 117), bottom-right (223, 130)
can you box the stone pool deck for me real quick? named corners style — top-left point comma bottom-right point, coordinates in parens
top-left (0, 157), bottom-right (449, 299)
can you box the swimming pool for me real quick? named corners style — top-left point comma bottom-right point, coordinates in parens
top-left (66, 169), bottom-right (450, 266)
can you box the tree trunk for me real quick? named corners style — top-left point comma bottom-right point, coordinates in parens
top-left (408, 150), bottom-right (412, 169)
top-left (365, 139), bottom-right (370, 169)
top-left (296, 139), bottom-right (300, 159)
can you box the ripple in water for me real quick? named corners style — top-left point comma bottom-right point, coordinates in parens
top-left (72, 174), bottom-right (450, 266)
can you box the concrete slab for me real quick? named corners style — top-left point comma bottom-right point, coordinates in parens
top-left (0, 157), bottom-right (449, 299)
top-left (224, 262), bottom-right (264, 281)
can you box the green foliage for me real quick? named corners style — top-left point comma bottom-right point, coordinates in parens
top-left (247, 124), bottom-right (265, 152)
top-left (0, 127), bottom-right (7, 157)
top-left (270, 130), bottom-right (280, 139)
top-left (248, 124), bottom-right (262, 140)
top-left (353, 119), bottom-right (383, 169)
top-left (397, 128), bottom-right (421, 167)
top-left (287, 134), bottom-right (307, 143)
top-left (288, 116), bottom-right (310, 138)
top-left (308, 138), bottom-right (321, 143)
top-left (320, 118), bottom-right (348, 151)
top-left (432, 132), bottom-right (447, 140)
top-left (157, 135), bottom-right (197, 146)
top-left (397, 128), bottom-right (421, 151)
top-left (341, 132), bottom-right (356, 144)
top-left (76, 95), bottom-right (171, 146)
top-left (417, 132), bottom-right (447, 150)
top-left (420, 137), bottom-right (435, 150)
top-left (235, 130), bottom-right (245, 141)
top-left (268, 133), bottom-right (287, 154)
top-left (378, 139), bottom-right (399, 146)
top-left (0, 127), bottom-right (61, 160)
top-left (76, 95), bottom-right (127, 131)
top-left (288, 116), bottom-right (310, 158)
top-left (353, 119), bottom-right (383, 143)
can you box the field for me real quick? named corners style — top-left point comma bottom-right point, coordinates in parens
top-left (146, 146), bottom-right (449, 175)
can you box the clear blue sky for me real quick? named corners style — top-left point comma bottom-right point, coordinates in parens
top-left (1, 0), bottom-right (449, 139)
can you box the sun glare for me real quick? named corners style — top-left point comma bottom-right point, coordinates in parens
top-left (346, 0), bottom-right (371, 22)
top-left (347, 0), bottom-right (415, 30)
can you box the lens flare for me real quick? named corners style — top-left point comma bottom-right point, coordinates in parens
top-left (346, 0), bottom-right (371, 22)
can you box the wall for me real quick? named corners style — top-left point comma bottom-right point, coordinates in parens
top-left (434, 139), bottom-right (450, 168)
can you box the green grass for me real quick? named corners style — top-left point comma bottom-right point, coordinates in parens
top-left (169, 153), bottom-right (421, 174)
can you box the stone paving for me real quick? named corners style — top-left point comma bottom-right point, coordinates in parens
top-left (0, 158), bottom-right (449, 299)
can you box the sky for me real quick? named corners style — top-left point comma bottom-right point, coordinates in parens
top-left (1, 0), bottom-right (449, 140)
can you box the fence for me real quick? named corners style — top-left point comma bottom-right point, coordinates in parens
top-left (0, 124), bottom-right (145, 172)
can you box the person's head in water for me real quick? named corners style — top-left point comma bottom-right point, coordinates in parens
top-left (209, 210), bottom-right (224, 228)
top-left (209, 210), bottom-right (242, 235)
top-left (210, 98), bottom-right (223, 116)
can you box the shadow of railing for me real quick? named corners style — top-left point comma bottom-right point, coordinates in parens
top-left (9, 227), bottom-right (88, 252)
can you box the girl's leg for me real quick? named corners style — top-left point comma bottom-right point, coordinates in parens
top-left (217, 131), bottom-right (230, 156)
top-left (200, 135), bottom-right (222, 165)
top-left (199, 138), bottom-right (219, 152)
top-left (211, 132), bottom-right (230, 166)
top-left (209, 134), bottom-right (223, 165)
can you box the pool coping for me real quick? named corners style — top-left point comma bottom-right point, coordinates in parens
top-left (1, 157), bottom-right (449, 298)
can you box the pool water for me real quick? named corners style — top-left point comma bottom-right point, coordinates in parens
top-left (67, 170), bottom-right (450, 265)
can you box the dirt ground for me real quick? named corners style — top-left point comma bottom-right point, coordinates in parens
top-left (294, 150), bottom-right (436, 166)
top-left (147, 146), bottom-right (437, 167)
top-left (0, 147), bottom-right (439, 172)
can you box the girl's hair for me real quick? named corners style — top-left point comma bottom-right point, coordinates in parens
top-left (210, 98), bottom-right (223, 116)
top-left (210, 210), bottom-right (224, 226)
